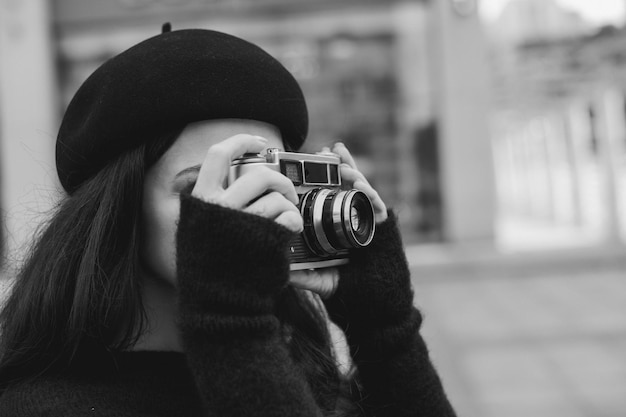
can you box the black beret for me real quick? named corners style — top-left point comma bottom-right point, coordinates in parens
top-left (56, 28), bottom-right (308, 193)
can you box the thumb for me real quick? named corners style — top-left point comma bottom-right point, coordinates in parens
top-left (289, 268), bottom-right (339, 300)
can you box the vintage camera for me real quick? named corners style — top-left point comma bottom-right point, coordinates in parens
top-left (230, 148), bottom-right (375, 270)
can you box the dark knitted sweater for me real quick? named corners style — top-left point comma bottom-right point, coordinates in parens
top-left (0, 195), bottom-right (456, 417)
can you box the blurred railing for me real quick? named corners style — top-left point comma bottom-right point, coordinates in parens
top-left (492, 87), bottom-right (626, 251)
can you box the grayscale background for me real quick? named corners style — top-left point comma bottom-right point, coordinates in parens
top-left (1, 1), bottom-right (625, 416)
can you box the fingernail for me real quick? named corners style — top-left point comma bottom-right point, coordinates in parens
top-left (255, 136), bottom-right (268, 142)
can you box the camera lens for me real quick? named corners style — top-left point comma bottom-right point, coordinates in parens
top-left (300, 188), bottom-right (375, 256)
top-left (334, 190), bottom-right (375, 248)
top-left (350, 206), bottom-right (360, 231)
top-left (300, 189), bottom-right (336, 256)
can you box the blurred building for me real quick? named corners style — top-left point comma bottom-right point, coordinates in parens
top-left (497, 26), bottom-right (626, 110)
top-left (1, 0), bottom-right (493, 266)
top-left (490, 0), bottom-right (589, 46)
top-left (487, 16), bottom-right (626, 248)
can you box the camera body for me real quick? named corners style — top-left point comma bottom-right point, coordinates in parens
top-left (230, 148), bottom-right (375, 270)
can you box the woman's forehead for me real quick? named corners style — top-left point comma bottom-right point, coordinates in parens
top-left (155, 119), bottom-right (283, 175)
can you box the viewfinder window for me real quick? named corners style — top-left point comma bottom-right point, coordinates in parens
top-left (304, 162), bottom-right (328, 184)
top-left (281, 161), bottom-right (303, 185)
top-left (329, 165), bottom-right (339, 185)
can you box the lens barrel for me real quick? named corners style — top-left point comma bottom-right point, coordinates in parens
top-left (300, 188), bottom-right (375, 256)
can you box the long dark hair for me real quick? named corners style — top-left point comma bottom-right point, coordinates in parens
top-left (0, 130), bottom-right (355, 414)
top-left (0, 133), bottom-right (161, 387)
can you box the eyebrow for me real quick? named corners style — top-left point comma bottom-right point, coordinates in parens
top-left (174, 164), bottom-right (201, 180)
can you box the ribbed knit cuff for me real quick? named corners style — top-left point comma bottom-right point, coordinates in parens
top-left (323, 210), bottom-right (416, 335)
top-left (176, 194), bottom-right (296, 317)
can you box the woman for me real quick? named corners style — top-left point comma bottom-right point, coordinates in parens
top-left (0, 27), bottom-right (456, 416)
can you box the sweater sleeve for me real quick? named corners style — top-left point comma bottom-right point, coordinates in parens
top-left (176, 194), bottom-right (324, 417)
top-left (324, 211), bottom-right (457, 417)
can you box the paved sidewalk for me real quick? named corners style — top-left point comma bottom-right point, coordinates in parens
top-left (411, 245), bottom-right (626, 417)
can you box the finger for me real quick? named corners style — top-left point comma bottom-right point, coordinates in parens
top-left (332, 142), bottom-right (358, 169)
top-left (339, 164), bottom-right (369, 188)
top-left (354, 179), bottom-right (388, 222)
top-left (274, 210), bottom-right (304, 233)
top-left (222, 168), bottom-right (299, 208)
top-left (341, 165), bottom-right (388, 222)
top-left (192, 134), bottom-right (268, 200)
top-left (243, 191), bottom-right (299, 220)
top-left (353, 179), bottom-right (381, 204)
top-left (289, 268), bottom-right (339, 299)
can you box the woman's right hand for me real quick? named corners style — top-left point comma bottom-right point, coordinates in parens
top-left (190, 134), bottom-right (303, 233)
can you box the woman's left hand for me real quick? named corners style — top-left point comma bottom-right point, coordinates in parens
top-left (289, 142), bottom-right (388, 298)
top-left (331, 142), bottom-right (387, 224)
